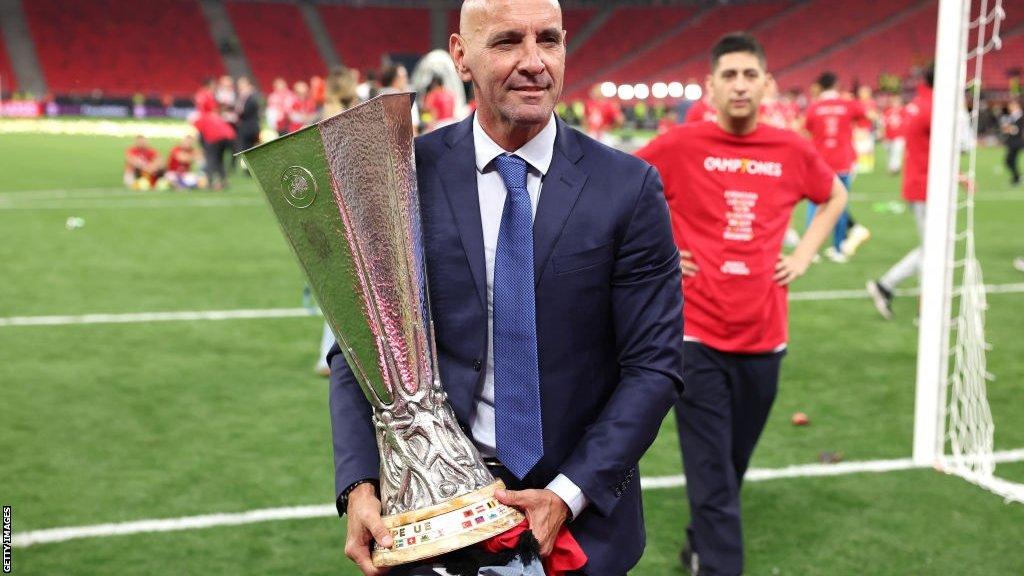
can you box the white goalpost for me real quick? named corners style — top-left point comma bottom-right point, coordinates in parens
top-left (913, 0), bottom-right (1023, 503)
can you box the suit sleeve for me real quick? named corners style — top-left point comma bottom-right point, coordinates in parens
top-left (558, 165), bottom-right (685, 517)
top-left (327, 342), bottom-right (380, 514)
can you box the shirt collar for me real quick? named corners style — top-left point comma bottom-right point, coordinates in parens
top-left (473, 113), bottom-right (556, 176)
top-left (819, 89), bottom-right (840, 100)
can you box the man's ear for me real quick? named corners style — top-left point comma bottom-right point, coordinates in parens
top-left (450, 34), bottom-right (473, 82)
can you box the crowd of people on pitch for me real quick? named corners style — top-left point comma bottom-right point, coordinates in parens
top-left (123, 64), bottom-right (460, 193)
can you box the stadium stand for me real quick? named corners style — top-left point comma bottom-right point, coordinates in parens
top-left (226, 1), bottom-right (327, 91)
top-left (773, 2), bottom-right (939, 90)
top-left (756, 0), bottom-right (923, 76)
top-left (23, 0), bottom-right (224, 97)
top-left (567, 2), bottom-right (788, 98)
top-left (446, 6), bottom-right (598, 43)
top-left (984, 27), bottom-right (1024, 89)
top-left (0, 27), bottom-right (16, 94)
top-left (563, 6), bottom-right (697, 95)
top-left (318, 5), bottom-right (430, 73)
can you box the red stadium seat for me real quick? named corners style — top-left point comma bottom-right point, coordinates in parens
top-left (580, 2), bottom-right (787, 97)
top-left (0, 27), bottom-right (17, 94)
top-left (318, 5), bottom-right (431, 74)
top-left (563, 6), bottom-right (697, 96)
top-left (24, 0), bottom-right (224, 98)
top-left (774, 2), bottom-right (940, 91)
top-left (226, 1), bottom-right (327, 91)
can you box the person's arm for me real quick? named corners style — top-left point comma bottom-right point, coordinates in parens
top-left (327, 345), bottom-right (391, 576)
top-left (775, 176), bottom-right (848, 285)
top-left (554, 165), bottom-right (684, 517)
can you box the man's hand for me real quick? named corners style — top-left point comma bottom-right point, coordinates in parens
top-left (679, 250), bottom-right (699, 277)
top-left (495, 488), bottom-right (569, 557)
top-left (345, 483), bottom-right (392, 576)
top-left (773, 253), bottom-right (811, 286)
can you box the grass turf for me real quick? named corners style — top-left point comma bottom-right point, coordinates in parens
top-left (2, 131), bottom-right (1023, 575)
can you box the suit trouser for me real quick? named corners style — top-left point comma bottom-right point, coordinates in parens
top-left (675, 341), bottom-right (784, 576)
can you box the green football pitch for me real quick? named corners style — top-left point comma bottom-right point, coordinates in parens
top-left (2, 130), bottom-right (1022, 575)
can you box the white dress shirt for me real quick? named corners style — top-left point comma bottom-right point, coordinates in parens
top-left (469, 113), bottom-right (588, 519)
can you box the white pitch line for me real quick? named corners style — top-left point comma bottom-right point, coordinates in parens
top-left (13, 449), bottom-right (1024, 548)
top-left (0, 198), bottom-right (262, 210)
top-left (0, 308), bottom-right (315, 327)
top-left (4, 283), bottom-right (1023, 328)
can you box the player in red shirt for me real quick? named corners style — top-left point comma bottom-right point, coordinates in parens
top-left (123, 135), bottom-right (165, 189)
top-left (583, 85), bottom-right (624, 143)
top-left (164, 134), bottom-right (200, 189)
top-left (423, 76), bottom-right (457, 130)
top-left (637, 33), bottom-right (847, 576)
top-left (803, 72), bottom-right (872, 262)
top-left (867, 69), bottom-right (933, 319)
top-left (288, 81), bottom-right (319, 134)
top-left (882, 93), bottom-right (906, 174)
top-left (193, 110), bottom-right (236, 191)
top-left (683, 96), bottom-right (717, 124)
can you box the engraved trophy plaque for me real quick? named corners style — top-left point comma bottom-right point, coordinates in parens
top-left (239, 93), bottom-right (524, 566)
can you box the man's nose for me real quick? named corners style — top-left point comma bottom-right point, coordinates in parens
top-left (518, 39), bottom-right (546, 76)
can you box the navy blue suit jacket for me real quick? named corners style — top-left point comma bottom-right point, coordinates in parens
top-left (328, 116), bottom-right (683, 574)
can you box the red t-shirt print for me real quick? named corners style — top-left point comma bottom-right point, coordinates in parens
top-left (804, 95), bottom-right (866, 174)
top-left (636, 121), bottom-right (835, 354)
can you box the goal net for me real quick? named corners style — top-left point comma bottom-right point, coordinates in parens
top-left (914, 0), bottom-right (1024, 503)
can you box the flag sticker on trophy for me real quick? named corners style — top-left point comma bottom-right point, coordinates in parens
top-left (239, 93), bottom-right (524, 567)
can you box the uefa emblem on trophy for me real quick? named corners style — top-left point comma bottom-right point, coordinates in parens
top-left (239, 93), bottom-right (525, 567)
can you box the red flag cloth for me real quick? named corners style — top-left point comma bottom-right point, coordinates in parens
top-left (481, 520), bottom-right (587, 576)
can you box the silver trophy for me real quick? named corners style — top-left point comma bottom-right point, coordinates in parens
top-left (239, 93), bottom-right (524, 567)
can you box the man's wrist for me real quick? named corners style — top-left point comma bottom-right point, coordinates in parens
top-left (337, 478), bottom-right (378, 517)
top-left (545, 473), bottom-right (589, 520)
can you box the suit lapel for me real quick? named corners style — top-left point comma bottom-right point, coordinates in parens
top-left (533, 120), bottom-right (587, 285)
top-left (436, 117), bottom-right (487, 309)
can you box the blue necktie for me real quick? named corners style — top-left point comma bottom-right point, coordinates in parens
top-left (492, 154), bottom-right (544, 479)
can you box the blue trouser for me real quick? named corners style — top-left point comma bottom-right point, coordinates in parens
top-left (675, 341), bottom-right (784, 576)
top-left (806, 172), bottom-right (852, 251)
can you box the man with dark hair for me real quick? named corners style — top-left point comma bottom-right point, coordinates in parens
top-left (637, 32), bottom-right (848, 575)
top-left (867, 67), bottom-right (934, 319)
top-left (803, 70), bottom-right (870, 262)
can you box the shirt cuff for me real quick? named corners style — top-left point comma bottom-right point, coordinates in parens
top-left (546, 473), bottom-right (589, 520)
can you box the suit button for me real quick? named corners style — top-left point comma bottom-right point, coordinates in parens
top-left (473, 359), bottom-right (482, 372)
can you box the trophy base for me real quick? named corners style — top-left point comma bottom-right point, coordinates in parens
top-left (372, 480), bottom-right (526, 567)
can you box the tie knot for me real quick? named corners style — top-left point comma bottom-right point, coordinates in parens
top-left (494, 154), bottom-right (528, 193)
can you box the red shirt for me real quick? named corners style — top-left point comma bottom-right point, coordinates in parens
top-left (584, 98), bottom-right (623, 135)
top-left (684, 99), bottom-right (716, 124)
top-left (194, 87), bottom-right (216, 114)
top-left (902, 85), bottom-right (933, 201)
top-left (288, 97), bottom-right (318, 132)
top-left (126, 145), bottom-right (157, 167)
top-left (883, 105), bottom-right (905, 140)
top-left (167, 145), bottom-right (194, 173)
top-left (193, 112), bottom-right (236, 143)
top-left (424, 87), bottom-right (456, 122)
top-left (637, 122), bottom-right (835, 353)
top-left (804, 94), bottom-right (866, 173)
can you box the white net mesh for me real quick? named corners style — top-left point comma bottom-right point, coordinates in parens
top-left (941, 0), bottom-right (1024, 503)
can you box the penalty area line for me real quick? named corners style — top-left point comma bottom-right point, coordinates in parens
top-left (13, 449), bottom-right (1024, 548)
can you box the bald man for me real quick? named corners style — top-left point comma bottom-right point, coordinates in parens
top-left (328, 1), bottom-right (683, 574)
